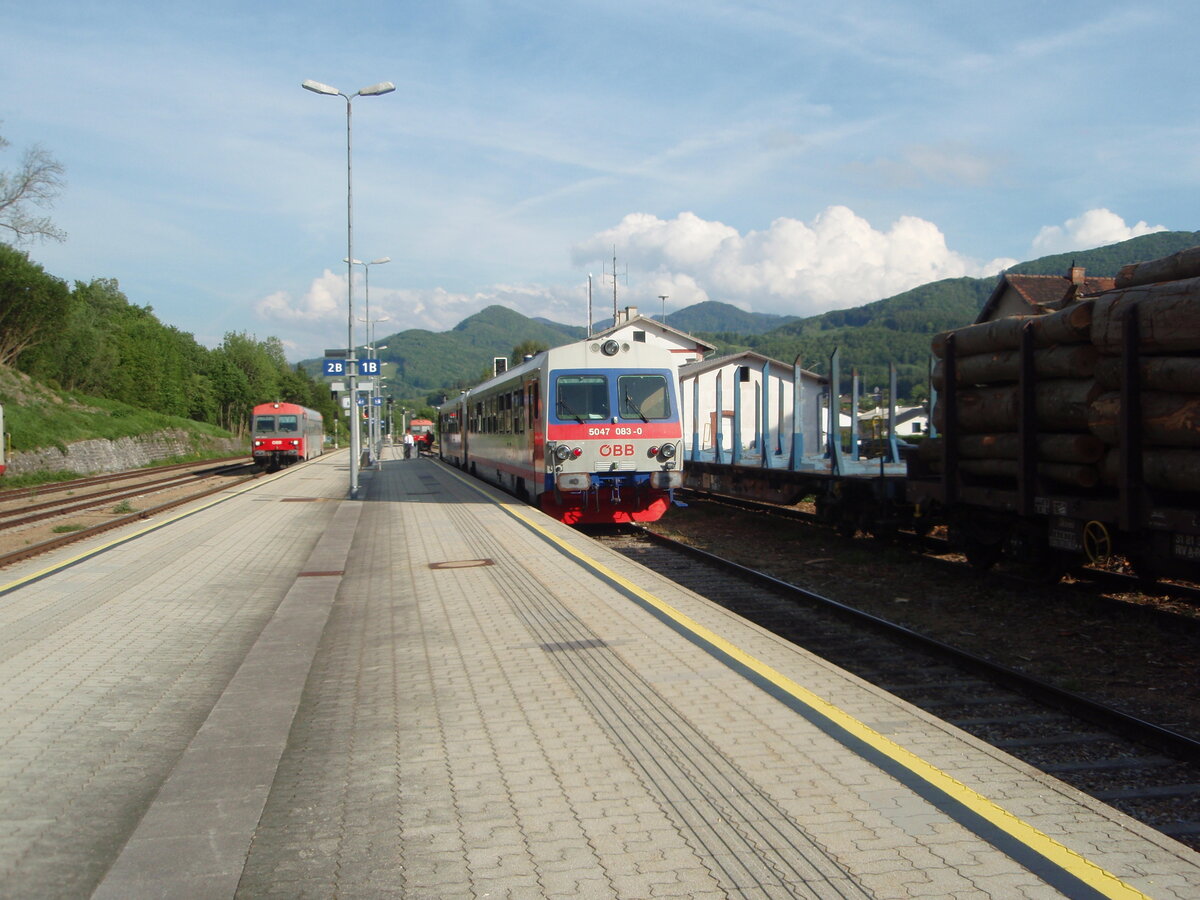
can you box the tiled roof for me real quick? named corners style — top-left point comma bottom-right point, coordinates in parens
top-left (1006, 274), bottom-right (1115, 309)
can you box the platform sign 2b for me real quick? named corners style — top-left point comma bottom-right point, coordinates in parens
top-left (323, 358), bottom-right (348, 377)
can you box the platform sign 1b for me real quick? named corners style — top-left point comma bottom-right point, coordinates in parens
top-left (360, 359), bottom-right (381, 376)
top-left (323, 358), bottom-right (348, 377)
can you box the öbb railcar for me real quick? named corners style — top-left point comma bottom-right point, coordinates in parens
top-left (408, 417), bottom-right (435, 453)
top-left (439, 338), bottom-right (684, 524)
top-left (251, 402), bottom-right (325, 471)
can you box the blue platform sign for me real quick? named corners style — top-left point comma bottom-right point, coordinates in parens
top-left (373, 396), bottom-right (383, 406)
top-left (323, 358), bottom-right (347, 376)
top-left (360, 359), bottom-right (381, 376)
top-left (356, 396), bottom-right (367, 406)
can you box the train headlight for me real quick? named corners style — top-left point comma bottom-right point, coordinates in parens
top-left (553, 444), bottom-right (573, 461)
top-left (660, 443), bottom-right (676, 459)
top-left (601, 339), bottom-right (620, 357)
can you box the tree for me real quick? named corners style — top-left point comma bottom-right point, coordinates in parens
top-left (0, 244), bottom-right (70, 365)
top-left (510, 339), bottom-right (548, 366)
top-left (0, 129), bottom-right (66, 244)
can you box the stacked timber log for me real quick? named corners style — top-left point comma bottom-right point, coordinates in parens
top-left (1089, 273), bottom-right (1200, 492)
top-left (926, 249), bottom-right (1200, 493)
top-left (928, 302), bottom-right (1104, 488)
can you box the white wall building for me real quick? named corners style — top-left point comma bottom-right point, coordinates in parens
top-left (677, 351), bottom-right (827, 461)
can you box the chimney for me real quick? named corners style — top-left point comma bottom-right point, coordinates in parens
top-left (1069, 264), bottom-right (1085, 285)
top-left (625, 305), bottom-right (638, 322)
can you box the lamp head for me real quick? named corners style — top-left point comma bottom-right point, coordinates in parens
top-left (357, 82), bottom-right (396, 97)
top-left (302, 79), bottom-right (340, 96)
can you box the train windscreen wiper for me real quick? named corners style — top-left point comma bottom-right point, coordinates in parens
top-left (557, 399), bottom-right (585, 423)
top-left (623, 393), bottom-right (649, 423)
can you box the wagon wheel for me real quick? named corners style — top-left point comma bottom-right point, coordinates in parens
top-left (1082, 520), bottom-right (1112, 565)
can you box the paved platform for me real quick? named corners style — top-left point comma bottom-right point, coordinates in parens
top-left (2, 446), bottom-right (1199, 898)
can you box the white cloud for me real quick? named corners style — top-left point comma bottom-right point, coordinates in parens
top-left (262, 205), bottom-right (1021, 359)
top-left (1031, 208), bottom-right (1167, 256)
top-left (573, 207), bottom-right (1013, 318)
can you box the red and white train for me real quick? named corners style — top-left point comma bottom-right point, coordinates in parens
top-left (408, 417), bottom-right (435, 453)
top-left (250, 401), bottom-right (325, 471)
top-left (438, 338), bottom-right (684, 524)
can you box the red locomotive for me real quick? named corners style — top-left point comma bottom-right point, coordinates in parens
top-left (408, 418), bottom-right (435, 453)
top-left (251, 402), bottom-right (325, 471)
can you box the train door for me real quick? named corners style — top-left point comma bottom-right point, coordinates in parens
top-left (528, 379), bottom-right (543, 472)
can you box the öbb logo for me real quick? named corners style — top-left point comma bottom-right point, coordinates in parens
top-left (598, 444), bottom-right (636, 457)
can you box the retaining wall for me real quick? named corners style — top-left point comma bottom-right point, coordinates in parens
top-left (6, 430), bottom-right (245, 477)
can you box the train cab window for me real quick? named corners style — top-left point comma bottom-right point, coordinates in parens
top-left (253, 416), bottom-right (276, 433)
top-left (556, 375), bottom-right (609, 421)
top-left (278, 415), bottom-right (299, 433)
top-left (618, 374), bottom-right (670, 420)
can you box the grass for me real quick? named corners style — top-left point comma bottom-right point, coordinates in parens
top-left (0, 470), bottom-right (83, 490)
top-left (112, 500), bottom-right (136, 514)
top-left (51, 523), bottom-right (85, 533)
top-left (0, 368), bottom-right (236, 453)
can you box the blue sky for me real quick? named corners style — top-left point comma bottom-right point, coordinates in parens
top-left (2, 1), bottom-right (1196, 361)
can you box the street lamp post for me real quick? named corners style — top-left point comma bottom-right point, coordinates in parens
top-left (374, 345), bottom-right (389, 449)
top-left (346, 255), bottom-right (390, 464)
top-left (303, 78), bottom-right (394, 498)
top-left (357, 319), bottom-right (390, 462)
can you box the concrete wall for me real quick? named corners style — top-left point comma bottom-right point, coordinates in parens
top-left (6, 429), bottom-right (245, 477)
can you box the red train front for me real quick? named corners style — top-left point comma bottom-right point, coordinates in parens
top-left (439, 339), bottom-right (684, 525)
top-left (251, 402), bottom-right (325, 471)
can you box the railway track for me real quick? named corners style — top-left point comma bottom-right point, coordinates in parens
top-left (0, 458), bottom-right (260, 570)
top-left (595, 525), bottom-right (1200, 850)
top-left (678, 487), bottom-right (1200, 608)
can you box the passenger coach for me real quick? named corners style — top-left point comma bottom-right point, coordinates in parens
top-left (439, 338), bottom-right (684, 524)
top-left (250, 401), bottom-right (325, 471)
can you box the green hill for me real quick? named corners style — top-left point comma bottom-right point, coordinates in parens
top-left (701, 231), bottom-right (1200, 398)
top-left (658, 300), bottom-right (798, 335)
top-left (298, 305), bottom-right (587, 405)
top-left (302, 231), bottom-right (1200, 406)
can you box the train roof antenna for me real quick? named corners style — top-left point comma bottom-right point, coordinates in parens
top-left (603, 245), bottom-right (627, 326)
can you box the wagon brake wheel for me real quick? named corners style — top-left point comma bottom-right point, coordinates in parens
top-left (1083, 520), bottom-right (1112, 565)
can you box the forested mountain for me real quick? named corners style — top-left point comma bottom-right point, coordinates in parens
top-left (8, 230), bottom-right (1200, 453)
top-left (688, 230), bottom-right (1200, 398)
top-left (657, 300), bottom-right (798, 335)
top-left (300, 306), bottom-right (585, 404)
top-left (343, 231), bottom-right (1200, 403)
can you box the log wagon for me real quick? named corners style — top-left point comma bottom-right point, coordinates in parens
top-left (909, 246), bottom-right (1200, 579)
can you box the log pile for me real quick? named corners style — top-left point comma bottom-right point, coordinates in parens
top-left (929, 250), bottom-right (1200, 492)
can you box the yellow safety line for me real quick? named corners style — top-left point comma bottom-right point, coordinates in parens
top-left (437, 464), bottom-right (1149, 899)
top-left (0, 465), bottom-right (296, 595)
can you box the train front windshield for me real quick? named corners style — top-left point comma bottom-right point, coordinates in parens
top-left (254, 416), bottom-right (275, 433)
top-left (557, 375), bottom-right (610, 421)
top-left (618, 374), bottom-right (670, 419)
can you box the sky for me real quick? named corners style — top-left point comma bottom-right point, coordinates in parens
top-left (2, 1), bottom-right (1197, 362)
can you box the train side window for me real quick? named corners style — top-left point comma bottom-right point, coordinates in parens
top-left (529, 382), bottom-right (540, 429)
top-left (556, 375), bottom-right (609, 421)
top-left (618, 374), bottom-right (670, 419)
